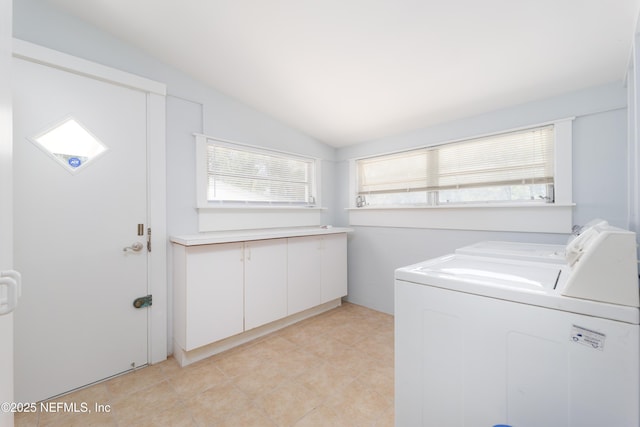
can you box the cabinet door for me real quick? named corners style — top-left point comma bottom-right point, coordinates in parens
top-left (244, 239), bottom-right (287, 330)
top-left (321, 233), bottom-right (348, 303)
top-left (185, 243), bottom-right (244, 350)
top-left (287, 236), bottom-right (321, 315)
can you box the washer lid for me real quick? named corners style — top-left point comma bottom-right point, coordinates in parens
top-left (414, 255), bottom-right (560, 291)
top-left (395, 254), bottom-right (639, 324)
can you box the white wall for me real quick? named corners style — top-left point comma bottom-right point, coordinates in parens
top-left (336, 83), bottom-right (629, 313)
top-left (12, 0), bottom-right (634, 318)
top-left (13, 0), bottom-right (339, 355)
top-left (13, 0), bottom-right (339, 235)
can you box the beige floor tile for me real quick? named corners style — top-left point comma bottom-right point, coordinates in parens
top-left (256, 379), bottom-right (322, 427)
top-left (301, 333), bottom-right (352, 359)
top-left (329, 322), bottom-right (371, 346)
top-left (216, 346), bottom-right (273, 378)
top-left (156, 356), bottom-right (183, 378)
top-left (354, 334), bottom-right (394, 364)
top-left (20, 303), bottom-right (395, 427)
top-left (110, 381), bottom-right (180, 427)
top-left (296, 361), bottom-right (357, 399)
top-left (338, 304), bottom-right (376, 323)
top-left (373, 313), bottom-right (394, 331)
top-left (305, 311), bottom-right (346, 330)
top-left (123, 401), bottom-right (197, 427)
top-left (187, 381), bottom-right (251, 426)
top-left (245, 335), bottom-right (299, 360)
top-left (264, 348), bottom-right (323, 378)
top-left (325, 379), bottom-right (392, 427)
top-left (293, 405), bottom-right (345, 427)
top-left (356, 360), bottom-right (394, 399)
top-left (231, 362), bottom-right (291, 399)
top-left (38, 412), bottom-right (118, 427)
top-left (322, 345), bottom-right (376, 378)
top-left (215, 402), bottom-right (278, 427)
top-left (168, 361), bottom-right (228, 397)
top-left (353, 332), bottom-right (394, 360)
top-left (104, 364), bottom-right (166, 399)
top-left (276, 325), bottom-right (316, 346)
top-left (351, 317), bottom-right (384, 335)
top-left (277, 319), bottom-right (332, 346)
top-left (38, 409), bottom-right (116, 427)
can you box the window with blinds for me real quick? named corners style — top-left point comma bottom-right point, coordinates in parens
top-left (356, 125), bottom-right (555, 206)
top-left (206, 142), bottom-right (316, 205)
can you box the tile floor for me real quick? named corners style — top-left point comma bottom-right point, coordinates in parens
top-left (15, 302), bottom-right (394, 427)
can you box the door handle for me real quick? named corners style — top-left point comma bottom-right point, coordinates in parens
top-left (123, 242), bottom-right (144, 252)
top-left (0, 277), bottom-right (18, 315)
top-left (1, 270), bottom-right (21, 297)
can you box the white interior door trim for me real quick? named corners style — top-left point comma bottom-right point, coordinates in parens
top-left (12, 39), bottom-right (166, 96)
top-left (13, 38), bottom-right (168, 364)
top-left (1, 1), bottom-right (14, 425)
top-left (147, 92), bottom-right (168, 364)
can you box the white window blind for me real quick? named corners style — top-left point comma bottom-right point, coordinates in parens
top-left (357, 125), bottom-right (555, 205)
top-left (206, 142), bottom-right (316, 205)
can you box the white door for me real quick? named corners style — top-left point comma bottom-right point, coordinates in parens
top-left (13, 56), bottom-right (149, 402)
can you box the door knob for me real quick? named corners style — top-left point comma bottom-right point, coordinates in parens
top-left (123, 242), bottom-right (144, 252)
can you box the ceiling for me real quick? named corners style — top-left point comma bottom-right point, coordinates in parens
top-left (44, 0), bottom-right (640, 147)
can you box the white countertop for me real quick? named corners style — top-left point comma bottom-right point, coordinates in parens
top-left (171, 226), bottom-right (353, 246)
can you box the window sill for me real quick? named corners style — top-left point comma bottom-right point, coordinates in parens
top-left (347, 203), bottom-right (574, 233)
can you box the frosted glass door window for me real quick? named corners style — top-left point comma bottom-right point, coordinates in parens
top-left (31, 117), bottom-right (107, 173)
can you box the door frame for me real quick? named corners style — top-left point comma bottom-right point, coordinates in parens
top-left (12, 39), bottom-right (168, 365)
top-left (1, 1), bottom-right (13, 426)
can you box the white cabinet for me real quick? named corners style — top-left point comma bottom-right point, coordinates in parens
top-left (288, 236), bottom-right (322, 315)
top-left (321, 233), bottom-right (348, 303)
top-left (173, 242), bottom-right (244, 351)
top-left (244, 239), bottom-right (287, 330)
top-left (288, 233), bottom-right (348, 315)
top-left (172, 228), bottom-right (350, 362)
top-left (174, 239), bottom-right (288, 349)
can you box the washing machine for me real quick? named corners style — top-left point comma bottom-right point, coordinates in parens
top-left (395, 222), bottom-right (640, 427)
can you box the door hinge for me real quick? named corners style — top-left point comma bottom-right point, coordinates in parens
top-left (133, 294), bottom-right (152, 309)
top-left (147, 227), bottom-right (152, 252)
